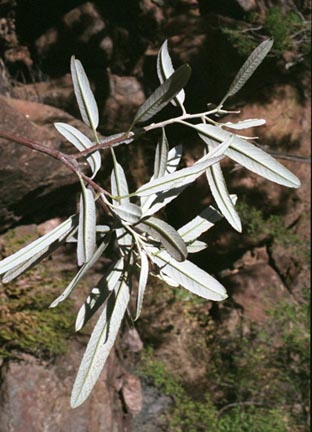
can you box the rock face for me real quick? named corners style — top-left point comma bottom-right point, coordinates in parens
top-left (0, 342), bottom-right (124, 432)
top-left (0, 96), bottom-right (102, 231)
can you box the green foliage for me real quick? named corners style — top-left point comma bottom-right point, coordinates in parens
top-left (264, 7), bottom-right (302, 53)
top-left (139, 347), bottom-right (291, 432)
top-left (0, 228), bottom-right (75, 358)
top-left (237, 201), bottom-right (308, 262)
top-left (222, 6), bottom-right (310, 65)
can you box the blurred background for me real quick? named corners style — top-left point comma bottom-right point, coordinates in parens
top-left (0, 1), bottom-right (310, 431)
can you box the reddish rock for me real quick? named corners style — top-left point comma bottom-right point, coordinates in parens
top-left (121, 372), bottom-right (142, 415)
top-left (0, 342), bottom-right (124, 432)
top-left (103, 73), bottom-right (145, 133)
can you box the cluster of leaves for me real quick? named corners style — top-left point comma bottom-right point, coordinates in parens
top-left (222, 6), bottom-right (311, 67)
top-left (0, 39), bottom-right (300, 407)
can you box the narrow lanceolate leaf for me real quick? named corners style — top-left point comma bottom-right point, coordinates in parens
top-left (70, 266), bottom-right (130, 408)
top-left (75, 258), bottom-right (124, 331)
top-left (222, 119), bottom-right (266, 130)
top-left (2, 227), bottom-right (76, 283)
top-left (135, 140), bottom-right (230, 197)
top-left (135, 249), bottom-right (149, 321)
top-left (166, 144), bottom-right (183, 174)
top-left (77, 182), bottom-right (97, 266)
top-left (50, 236), bottom-right (110, 308)
top-left (157, 39), bottom-right (185, 109)
top-left (112, 202), bottom-right (142, 224)
top-left (178, 206), bottom-right (223, 243)
top-left (0, 215), bottom-right (78, 276)
top-left (136, 217), bottom-right (187, 262)
top-left (150, 248), bottom-right (227, 301)
top-left (196, 124), bottom-right (301, 188)
top-left (110, 160), bottom-right (132, 250)
top-left (54, 122), bottom-right (101, 178)
top-left (154, 128), bottom-right (169, 179)
top-left (70, 56), bottom-right (99, 132)
top-left (220, 39), bottom-right (273, 105)
top-left (141, 143), bottom-right (183, 215)
top-left (186, 240), bottom-right (208, 254)
top-left (132, 64), bottom-right (191, 126)
top-left (206, 161), bottom-right (242, 232)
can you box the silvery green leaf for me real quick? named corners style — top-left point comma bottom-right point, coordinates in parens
top-left (132, 64), bottom-right (191, 126)
top-left (186, 240), bottom-right (208, 254)
top-left (77, 183), bottom-right (97, 266)
top-left (70, 265), bottom-right (130, 408)
top-left (154, 128), bottom-right (169, 179)
top-left (220, 39), bottom-right (273, 105)
top-left (54, 122), bottom-right (101, 178)
top-left (96, 225), bottom-right (110, 234)
top-left (196, 123), bottom-right (301, 188)
top-left (141, 144), bottom-right (183, 214)
top-left (206, 161), bottom-right (242, 232)
top-left (159, 270), bottom-right (179, 287)
top-left (166, 144), bottom-right (183, 174)
top-left (136, 216), bottom-right (187, 262)
top-left (2, 221), bottom-right (77, 283)
top-left (135, 140), bottom-right (230, 197)
top-left (178, 206), bottom-right (223, 243)
top-left (111, 161), bottom-right (130, 203)
top-left (149, 248), bottom-right (227, 301)
top-left (110, 160), bottom-right (133, 250)
top-left (50, 236), bottom-right (110, 308)
top-left (142, 185), bottom-right (187, 217)
top-left (0, 215), bottom-right (78, 276)
top-left (222, 119), bottom-right (266, 130)
top-left (135, 249), bottom-right (149, 321)
top-left (70, 56), bottom-right (99, 132)
top-left (75, 256), bottom-right (124, 331)
top-left (112, 202), bottom-right (142, 224)
top-left (157, 39), bottom-right (185, 108)
top-left (75, 286), bottom-right (111, 332)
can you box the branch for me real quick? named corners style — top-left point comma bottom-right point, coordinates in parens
top-left (217, 401), bottom-right (265, 417)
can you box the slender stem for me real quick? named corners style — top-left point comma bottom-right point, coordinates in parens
top-left (0, 130), bottom-right (111, 199)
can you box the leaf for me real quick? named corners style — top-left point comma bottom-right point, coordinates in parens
top-left (132, 64), bottom-right (191, 126)
top-left (135, 140), bottom-right (230, 197)
top-left (75, 257), bottom-right (124, 331)
top-left (206, 161), bottom-right (242, 232)
top-left (178, 206), bottom-right (223, 243)
top-left (186, 240), bottom-right (208, 254)
top-left (54, 122), bottom-right (101, 178)
top-left (154, 128), bottom-right (169, 179)
top-left (135, 249), bottom-right (149, 321)
top-left (110, 160), bottom-right (133, 250)
top-left (166, 144), bottom-right (183, 174)
top-left (150, 248), bottom-right (227, 301)
top-left (196, 123), bottom-right (301, 188)
top-left (136, 216), bottom-right (187, 262)
top-left (112, 202), bottom-right (142, 224)
top-left (70, 264), bottom-right (130, 408)
top-left (157, 39), bottom-right (185, 109)
top-left (77, 182), bottom-right (97, 266)
top-left (222, 119), bottom-right (266, 130)
top-left (70, 56), bottom-right (99, 132)
top-left (0, 215), bottom-right (78, 276)
top-left (141, 144), bottom-right (183, 215)
top-left (159, 270), bottom-right (179, 287)
top-left (50, 236), bottom-right (110, 308)
top-left (220, 39), bottom-right (274, 105)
